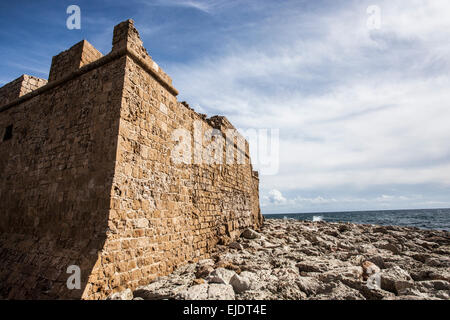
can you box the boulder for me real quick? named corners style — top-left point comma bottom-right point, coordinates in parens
top-left (362, 261), bottom-right (381, 280)
top-left (296, 276), bottom-right (325, 296)
top-left (229, 242), bottom-right (244, 250)
top-left (378, 242), bottom-right (401, 255)
top-left (368, 255), bottom-right (386, 269)
top-left (176, 284), bottom-right (209, 300)
top-left (380, 266), bottom-right (414, 294)
top-left (230, 274), bottom-right (251, 293)
top-left (241, 229), bottom-right (260, 239)
top-left (134, 273), bottom-right (193, 299)
top-left (195, 265), bottom-right (214, 279)
top-left (107, 288), bottom-right (133, 300)
top-left (207, 268), bottom-right (236, 285)
top-left (207, 284), bottom-right (235, 300)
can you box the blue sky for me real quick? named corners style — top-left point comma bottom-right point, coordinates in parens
top-left (1, 0), bottom-right (450, 214)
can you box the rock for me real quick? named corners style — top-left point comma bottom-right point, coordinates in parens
top-left (241, 229), bottom-right (260, 239)
top-left (316, 281), bottom-right (366, 300)
top-left (176, 284), bottom-right (209, 300)
top-left (296, 262), bottom-right (326, 273)
top-left (195, 265), bottom-right (214, 279)
top-left (198, 259), bottom-right (215, 267)
top-left (207, 284), bottom-right (235, 300)
top-left (133, 297), bottom-right (144, 300)
top-left (344, 266), bottom-right (364, 280)
top-left (425, 257), bottom-right (450, 268)
top-left (373, 226), bottom-right (388, 234)
top-left (229, 242), bottom-right (243, 250)
top-left (215, 260), bottom-right (241, 273)
top-left (416, 280), bottom-right (450, 292)
top-left (107, 288), bottom-right (133, 300)
top-left (262, 240), bottom-right (281, 249)
top-left (207, 268), bottom-right (236, 284)
top-left (133, 272), bottom-right (193, 299)
top-left (128, 219), bottom-right (450, 301)
top-left (362, 261), bottom-right (381, 281)
top-left (379, 242), bottom-right (402, 255)
top-left (230, 274), bottom-right (251, 293)
top-left (380, 266), bottom-right (414, 294)
top-left (338, 224), bottom-right (352, 233)
top-left (368, 255), bottom-right (386, 269)
top-left (193, 278), bottom-right (205, 285)
top-left (411, 253), bottom-right (431, 263)
top-left (219, 236), bottom-right (231, 245)
top-left (296, 276), bottom-right (325, 296)
top-left (179, 263), bottom-right (198, 273)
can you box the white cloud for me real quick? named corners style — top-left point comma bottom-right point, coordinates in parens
top-left (264, 189), bottom-right (287, 205)
top-left (140, 0), bottom-right (233, 13)
top-left (165, 0), bottom-right (450, 212)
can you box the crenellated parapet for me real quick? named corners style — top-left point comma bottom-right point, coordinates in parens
top-left (112, 19), bottom-right (177, 95)
top-left (49, 40), bottom-right (103, 82)
top-left (0, 75), bottom-right (47, 107)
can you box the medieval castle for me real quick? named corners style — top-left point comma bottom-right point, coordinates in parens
top-left (0, 20), bottom-right (262, 299)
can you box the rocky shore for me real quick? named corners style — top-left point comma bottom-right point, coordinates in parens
top-left (109, 219), bottom-right (450, 300)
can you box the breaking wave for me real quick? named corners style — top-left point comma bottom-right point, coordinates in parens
top-left (312, 216), bottom-right (324, 222)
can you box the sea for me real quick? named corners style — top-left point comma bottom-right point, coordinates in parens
top-left (264, 208), bottom-right (450, 232)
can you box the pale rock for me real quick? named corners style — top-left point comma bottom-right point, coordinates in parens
top-left (207, 268), bottom-right (236, 285)
top-left (378, 242), bottom-right (401, 255)
top-left (362, 261), bottom-right (381, 280)
top-left (380, 266), bottom-right (414, 294)
top-left (176, 284), bottom-right (209, 300)
top-left (296, 276), bottom-right (324, 296)
top-left (230, 274), bottom-right (251, 293)
top-left (240, 271), bottom-right (260, 290)
top-left (207, 284), bottom-right (235, 300)
top-left (107, 288), bottom-right (133, 300)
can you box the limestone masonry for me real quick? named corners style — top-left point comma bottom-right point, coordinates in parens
top-left (0, 20), bottom-right (262, 299)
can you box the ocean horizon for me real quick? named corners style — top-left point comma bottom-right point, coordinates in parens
top-left (264, 208), bottom-right (450, 231)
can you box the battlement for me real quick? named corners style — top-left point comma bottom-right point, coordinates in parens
top-left (112, 19), bottom-right (176, 94)
top-left (1, 19), bottom-right (176, 111)
top-left (0, 75), bottom-right (47, 106)
top-left (207, 115), bottom-right (250, 157)
top-left (49, 40), bottom-right (103, 82)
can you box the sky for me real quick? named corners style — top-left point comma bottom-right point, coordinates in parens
top-left (1, 0), bottom-right (450, 214)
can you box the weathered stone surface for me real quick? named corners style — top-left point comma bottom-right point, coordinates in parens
top-left (230, 274), bottom-right (251, 293)
top-left (207, 268), bottom-right (236, 285)
top-left (196, 265), bottom-right (215, 279)
top-left (378, 242), bottom-right (402, 255)
top-left (229, 242), bottom-right (243, 250)
top-left (0, 19), bottom-right (262, 300)
top-left (176, 284), bottom-right (209, 300)
top-left (107, 289), bottom-right (133, 300)
top-left (132, 219), bottom-right (449, 300)
top-left (380, 266), bottom-right (414, 294)
top-left (362, 261), bottom-right (380, 280)
top-left (241, 229), bottom-right (260, 239)
top-left (207, 284), bottom-right (235, 300)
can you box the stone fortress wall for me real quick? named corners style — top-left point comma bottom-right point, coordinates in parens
top-left (0, 20), bottom-right (262, 299)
